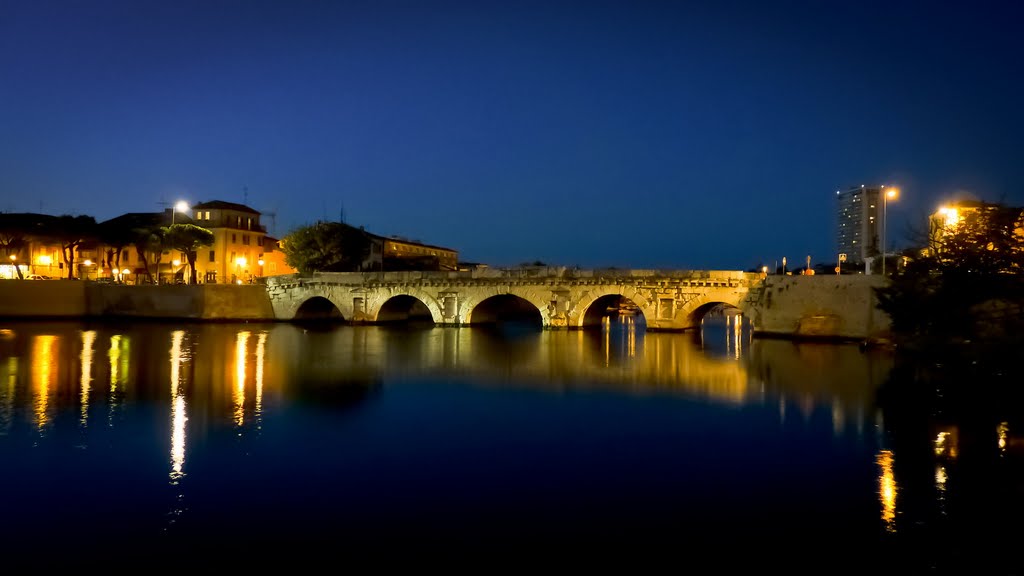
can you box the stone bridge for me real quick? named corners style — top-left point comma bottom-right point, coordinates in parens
top-left (265, 267), bottom-right (763, 330)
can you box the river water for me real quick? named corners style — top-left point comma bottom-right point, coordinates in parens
top-left (0, 318), bottom-right (1021, 571)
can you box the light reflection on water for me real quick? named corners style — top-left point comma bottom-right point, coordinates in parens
top-left (0, 319), bottom-right (1017, 569)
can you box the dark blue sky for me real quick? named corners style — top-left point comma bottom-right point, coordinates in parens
top-left (2, 0), bottom-right (1021, 269)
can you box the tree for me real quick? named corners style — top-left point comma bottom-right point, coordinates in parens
top-left (876, 203), bottom-right (1024, 355)
top-left (164, 224), bottom-right (214, 284)
top-left (51, 215), bottom-right (98, 279)
top-left (0, 213), bottom-right (49, 279)
top-left (282, 222), bottom-right (372, 274)
top-left (132, 226), bottom-right (165, 284)
top-left (98, 218), bottom-right (138, 276)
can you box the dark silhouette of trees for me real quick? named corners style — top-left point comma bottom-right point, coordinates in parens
top-left (131, 226), bottom-right (165, 284)
top-left (282, 222), bottom-right (372, 274)
top-left (51, 215), bottom-right (98, 279)
top-left (0, 213), bottom-right (50, 279)
top-left (876, 203), bottom-right (1024, 358)
top-left (164, 224), bottom-right (214, 284)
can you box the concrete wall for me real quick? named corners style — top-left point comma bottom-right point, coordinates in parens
top-left (744, 275), bottom-right (890, 341)
top-left (0, 280), bottom-right (275, 320)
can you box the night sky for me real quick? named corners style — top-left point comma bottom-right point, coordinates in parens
top-left (2, 1), bottom-right (1021, 269)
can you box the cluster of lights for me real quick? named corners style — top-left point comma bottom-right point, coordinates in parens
top-left (937, 206), bottom-right (960, 227)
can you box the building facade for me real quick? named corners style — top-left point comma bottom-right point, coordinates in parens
top-left (191, 201), bottom-right (267, 284)
top-left (836, 185), bottom-right (883, 263)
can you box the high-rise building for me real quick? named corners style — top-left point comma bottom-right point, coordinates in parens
top-left (836, 185), bottom-right (883, 263)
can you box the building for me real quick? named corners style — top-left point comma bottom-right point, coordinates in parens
top-left (191, 200), bottom-right (267, 283)
top-left (260, 235), bottom-right (298, 277)
top-left (377, 235), bottom-right (459, 271)
top-left (0, 213), bottom-right (103, 280)
top-left (281, 222), bottom-right (459, 272)
top-left (836, 185), bottom-right (886, 263)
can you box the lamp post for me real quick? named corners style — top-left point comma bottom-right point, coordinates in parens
top-left (172, 200), bottom-right (189, 225)
top-left (881, 187), bottom-right (899, 276)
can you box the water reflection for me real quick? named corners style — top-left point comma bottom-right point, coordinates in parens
top-left (79, 330), bottom-right (96, 427)
top-left (169, 330), bottom-right (187, 483)
top-left (32, 334), bottom-right (58, 431)
top-left (234, 331), bottom-right (249, 427)
top-left (0, 322), bottom-right (896, 435)
top-left (4, 320), bottom-right (1023, 570)
top-left (876, 449), bottom-right (898, 532)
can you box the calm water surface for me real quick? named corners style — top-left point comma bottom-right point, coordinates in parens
top-left (1, 319), bottom-right (1021, 571)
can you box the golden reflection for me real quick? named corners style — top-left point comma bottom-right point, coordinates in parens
top-left (876, 450), bottom-right (897, 532)
top-left (169, 330), bottom-right (187, 482)
top-left (934, 429), bottom-right (959, 459)
top-left (935, 465), bottom-right (948, 516)
top-left (255, 332), bottom-right (267, 426)
top-left (31, 335), bottom-right (59, 431)
top-left (108, 335), bottom-right (131, 392)
top-left (234, 331), bottom-right (250, 427)
top-left (79, 330), bottom-right (96, 427)
top-left (1, 356), bottom-right (17, 434)
top-left (732, 314), bottom-right (742, 360)
top-left (108, 334), bottom-right (130, 424)
top-left (998, 422), bottom-right (1008, 452)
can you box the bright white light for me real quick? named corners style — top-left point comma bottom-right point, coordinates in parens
top-left (174, 201), bottom-right (189, 213)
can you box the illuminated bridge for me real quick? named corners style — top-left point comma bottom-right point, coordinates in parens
top-left (265, 267), bottom-right (763, 330)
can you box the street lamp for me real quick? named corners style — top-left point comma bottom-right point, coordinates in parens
top-left (172, 201), bottom-right (189, 225)
top-left (882, 187), bottom-right (899, 276)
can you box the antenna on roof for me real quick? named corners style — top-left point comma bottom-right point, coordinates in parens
top-left (261, 209), bottom-right (277, 236)
top-left (339, 203), bottom-right (345, 224)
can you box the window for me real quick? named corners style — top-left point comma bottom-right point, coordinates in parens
top-left (242, 235), bottom-right (250, 246)
top-left (247, 217), bottom-right (252, 230)
top-left (231, 233), bottom-right (236, 243)
top-left (209, 250), bottom-right (215, 263)
top-left (236, 216), bottom-right (242, 227)
top-left (257, 237), bottom-right (263, 247)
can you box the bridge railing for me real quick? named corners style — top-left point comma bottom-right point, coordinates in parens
top-left (266, 267), bottom-right (759, 287)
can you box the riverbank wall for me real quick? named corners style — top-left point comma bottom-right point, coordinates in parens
top-left (745, 275), bottom-right (891, 342)
top-left (0, 280), bottom-right (275, 321)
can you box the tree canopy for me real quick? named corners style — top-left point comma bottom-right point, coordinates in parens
top-left (164, 224), bottom-right (215, 284)
top-left (876, 203), bottom-right (1024, 357)
top-left (282, 222), bottom-right (372, 274)
top-left (51, 215), bottom-right (98, 279)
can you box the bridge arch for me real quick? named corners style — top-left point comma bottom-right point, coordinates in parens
top-left (376, 295), bottom-right (435, 325)
top-left (467, 294), bottom-right (543, 327)
top-left (364, 287), bottom-right (444, 325)
top-left (580, 293), bottom-right (648, 328)
top-left (573, 288), bottom-right (652, 329)
top-left (294, 296), bottom-right (345, 321)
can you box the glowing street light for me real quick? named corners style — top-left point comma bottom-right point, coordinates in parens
top-left (172, 201), bottom-right (189, 225)
top-left (882, 187), bottom-right (899, 276)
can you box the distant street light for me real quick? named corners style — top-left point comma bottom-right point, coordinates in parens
top-left (172, 201), bottom-right (189, 225)
top-left (882, 187), bottom-right (899, 276)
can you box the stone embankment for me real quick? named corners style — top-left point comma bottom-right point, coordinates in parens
top-left (0, 280), bottom-right (275, 320)
top-left (744, 275), bottom-right (891, 342)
